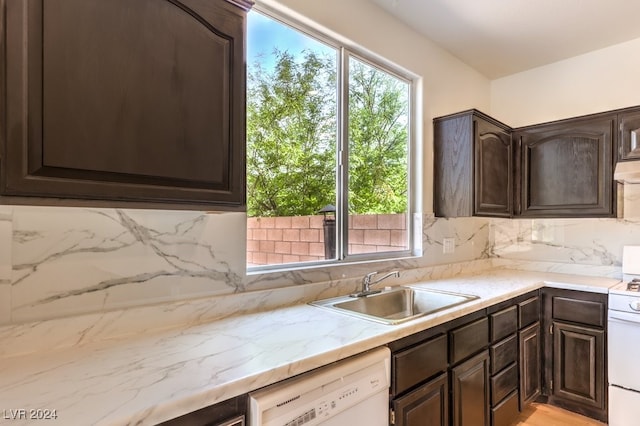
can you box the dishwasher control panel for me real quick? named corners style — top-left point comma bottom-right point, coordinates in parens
top-left (272, 370), bottom-right (386, 426)
top-left (248, 347), bottom-right (391, 426)
top-left (285, 408), bottom-right (316, 426)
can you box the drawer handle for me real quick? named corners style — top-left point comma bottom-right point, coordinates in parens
top-left (629, 301), bottom-right (640, 311)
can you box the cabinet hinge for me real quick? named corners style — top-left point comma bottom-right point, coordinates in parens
top-left (390, 408), bottom-right (395, 425)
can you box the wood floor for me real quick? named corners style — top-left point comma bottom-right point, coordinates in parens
top-left (513, 403), bottom-right (606, 425)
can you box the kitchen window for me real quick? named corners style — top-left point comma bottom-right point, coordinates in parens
top-left (246, 6), bottom-right (418, 271)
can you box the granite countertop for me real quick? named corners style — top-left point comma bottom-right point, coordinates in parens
top-left (0, 269), bottom-right (620, 425)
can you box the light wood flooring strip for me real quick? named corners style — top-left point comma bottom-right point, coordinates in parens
top-left (513, 403), bottom-right (606, 426)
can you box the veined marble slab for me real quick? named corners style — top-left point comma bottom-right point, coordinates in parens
top-left (422, 216), bottom-right (491, 264)
top-left (490, 217), bottom-right (640, 267)
top-left (2, 203), bottom-right (635, 329)
top-left (8, 207), bottom-right (246, 323)
top-left (1, 208), bottom-right (492, 325)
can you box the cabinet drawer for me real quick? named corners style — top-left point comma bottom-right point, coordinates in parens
top-left (393, 334), bottom-right (448, 396)
top-left (450, 317), bottom-right (489, 365)
top-left (491, 363), bottom-right (518, 406)
top-left (552, 296), bottom-right (605, 327)
top-left (160, 395), bottom-right (246, 425)
top-left (490, 334), bottom-right (518, 374)
top-left (491, 390), bottom-right (519, 426)
top-left (518, 296), bottom-right (540, 328)
top-left (490, 306), bottom-right (517, 342)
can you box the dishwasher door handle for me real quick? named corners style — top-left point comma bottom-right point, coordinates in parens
top-left (609, 310), bottom-right (640, 324)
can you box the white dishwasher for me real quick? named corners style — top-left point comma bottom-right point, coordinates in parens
top-left (248, 347), bottom-right (390, 426)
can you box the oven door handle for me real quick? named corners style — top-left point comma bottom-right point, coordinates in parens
top-left (608, 310), bottom-right (640, 324)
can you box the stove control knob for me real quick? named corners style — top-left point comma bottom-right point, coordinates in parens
top-left (630, 301), bottom-right (640, 311)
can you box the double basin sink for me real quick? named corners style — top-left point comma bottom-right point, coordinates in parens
top-left (310, 286), bottom-right (479, 325)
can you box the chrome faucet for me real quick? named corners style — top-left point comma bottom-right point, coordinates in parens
top-left (350, 270), bottom-right (400, 297)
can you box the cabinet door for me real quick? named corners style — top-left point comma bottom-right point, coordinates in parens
top-left (474, 116), bottom-right (512, 217)
top-left (434, 110), bottom-right (511, 218)
top-left (619, 108), bottom-right (640, 161)
top-left (452, 350), bottom-right (490, 426)
top-left (434, 112), bottom-right (474, 217)
top-left (392, 373), bottom-right (448, 426)
top-left (4, 0), bottom-right (249, 209)
top-left (514, 114), bottom-right (615, 217)
top-left (519, 322), bottom-right (541, 409)
top-left (541, 288), bottom-right (608, 422)
top-left (551, 322), bottom-right (605, 412)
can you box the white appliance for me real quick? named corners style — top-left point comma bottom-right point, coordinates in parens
top-left (248, 347), bottom-right (390, 426)
top-left (608, 245), bottom-right (640, 425)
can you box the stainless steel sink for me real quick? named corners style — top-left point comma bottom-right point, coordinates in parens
top-left (310, 286), bottom-right (479, 325)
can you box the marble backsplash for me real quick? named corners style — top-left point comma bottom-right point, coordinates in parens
top-left (4, 190), bottom-right (640, 326)
top-left (1, 207), bottom-right (249, 324)
top-left (0, 206), bottom-right (489, 325)
top-left (490, 184), bottom-right (640, 267)
top-left (489, 217), bottom-right (640, 266)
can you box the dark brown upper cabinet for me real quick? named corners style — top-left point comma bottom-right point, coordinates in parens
top-left (618, 107), bottom-right (640, 161)
top-left (2, 0), bottom-right (252, 210)
top-left (513, 113), bottom-right (616, 217)
top-left (434, 110), bottom-right (512, 218)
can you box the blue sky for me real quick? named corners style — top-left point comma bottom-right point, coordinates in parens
top-left (247, 10), bottom-right (335, 72)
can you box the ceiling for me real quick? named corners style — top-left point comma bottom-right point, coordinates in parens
top-left (369, 0), bottom-right (640, 79)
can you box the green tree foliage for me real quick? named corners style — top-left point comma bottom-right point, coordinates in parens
top-left (247, 50), bottom-right (336, 217)
top-left (247, 50), bottom-right (409, 217)
top-left (348, 59), bottom-right (408, 214)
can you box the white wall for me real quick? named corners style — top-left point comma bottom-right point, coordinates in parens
top-left (491, 37), bottom-right (640, 127)
top-left (260, 0), bottom-right (491, 212)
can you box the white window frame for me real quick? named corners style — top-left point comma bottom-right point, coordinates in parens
top-left (247, 4), bottom-right (422, 273)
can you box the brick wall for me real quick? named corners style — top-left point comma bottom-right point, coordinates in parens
top-left (247, 213), bottom-right (407, 267)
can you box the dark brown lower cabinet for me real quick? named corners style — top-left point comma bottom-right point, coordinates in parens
top-left (392, 373), bottom-right (448, 426)
top-left (487, 305), bottom-right (520, 426)
top-left (542, 288), bottom-right (607, 422)
top-left (550, 322), bottom-right (605, 416)
top-left (451, 350), bottom-right (490, 426)
top-left (389, 291), bottom-right (542, 426)
top-left (519, 322), bottom-right (541, 408)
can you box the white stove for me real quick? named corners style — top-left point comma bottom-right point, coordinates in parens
top-left (610, 245), bottom-right (640, 293)
top-left (622, 278), bottom-right (640, 292)
top-left (608, 246), bottom-right (640, 425)
top-left (609, 276), bottom-right (640, 297)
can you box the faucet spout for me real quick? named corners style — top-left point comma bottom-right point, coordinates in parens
top-left (351, 270), bottom-right (401, 297)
